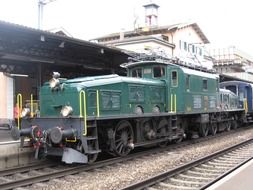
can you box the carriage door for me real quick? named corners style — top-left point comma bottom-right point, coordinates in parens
top-left (245, 85), bottom-right (252, 112)
top-left (170, 70), bottom-right (178, 113)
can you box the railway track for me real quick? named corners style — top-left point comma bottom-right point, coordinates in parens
top-left (0, 126), bottom-right (251, 190)
top-left (121, 138), bottom-right (253, 190)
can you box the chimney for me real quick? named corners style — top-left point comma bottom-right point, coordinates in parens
top-left (120, 28), bottom-right (125, 40)
top-left (143, 2), bottom-right (159, 27)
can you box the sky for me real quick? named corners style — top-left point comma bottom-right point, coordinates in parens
top-left (0, 0), bottom-right (252, 55)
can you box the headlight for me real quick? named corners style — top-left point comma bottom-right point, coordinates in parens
top-left (21, 108), bottom-right (30, 118)
top-left (61, 106), bottom-right (73, 117)
top-left (49, 78), bottom-right (60, 89)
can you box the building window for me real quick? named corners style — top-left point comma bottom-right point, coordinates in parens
top-left (203, 79), bottom-right (208, 90)
top-left (162, 35), bottom-right (169, 41)
top-left (184, 42), bottom-right (187, 51)
top-left (199, 48), bottom-right (202, 56)
top-left (192, 45), bottom-right (195, 53)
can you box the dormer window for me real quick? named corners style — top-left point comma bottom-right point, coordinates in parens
top-left (162, 35), bottom-right (169, 41)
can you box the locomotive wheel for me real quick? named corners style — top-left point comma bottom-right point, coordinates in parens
top-left (173, 136), bottom-right (183, 144)
top-left (87, 153), bottom-right (98, 164)
top-left (231, 120), bottom-right (238, 129)
top-left (199, 123), bottom-right (209, 137)
top-left (209, 122), bottom-right (217, 135)
top-left (225, 121), bottom-right (231, 131)
top-left (157, 119), bottom-right (168, 147)
top-left (112, 121), bottom-right (134, 157)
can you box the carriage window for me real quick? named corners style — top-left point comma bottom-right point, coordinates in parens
top-left (239, 92), bottom-right (244, 101)
top-left (171, 71), bottom-right (178, 87)
top-left (153, 66), bottom-right (165, 78)
top-left (226, 85), bottom-right (237, 94)
top-left (203, 79), bottom-right (208, 90)
top-left (186, 75), bottom-right (190, 90)
top-left (132, 68), bottom-right (142, 78)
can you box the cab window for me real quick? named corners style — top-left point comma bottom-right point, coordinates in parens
top-left (186, 75), bottom-right (190, 90)
top-left (171, 71), bottom-right (178, 87)
top-left (153, 66), bottom-right (165, 78)
top-left (132, 68), bottom-right (142, 78)
top-left (203, 79), bottom-right (208, 90)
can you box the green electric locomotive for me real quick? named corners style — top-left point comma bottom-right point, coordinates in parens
top-left (12, 58), bottom-right (244, 163)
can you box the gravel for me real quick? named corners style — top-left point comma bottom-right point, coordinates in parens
top-left (31, 128), bottom-right (253, 190)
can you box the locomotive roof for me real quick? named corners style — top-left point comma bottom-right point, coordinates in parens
top-left (220, 88), bottom-right (236, 95)
top-left (122, 60), bottom-right (170, 68)
top-left (62, 74), bottom-right (164, 88)
top-left (181, 67), bottom-right (219, 79)
top-left (220, 80), bottom-right (253, 86)
top-left (124, 60), bottom-right (219, 79)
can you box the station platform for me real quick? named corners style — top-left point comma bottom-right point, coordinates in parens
top-left (0, 129), bottom-right (13, 142)
top-left (207, 159), bottom-right (253, 190)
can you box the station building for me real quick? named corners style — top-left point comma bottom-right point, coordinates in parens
top-left (0, 20), bottom-right (129, 126)
top-left (210, 46), bottom-right (253, 81)
top-left (92, 2), bottom-right (212, 69)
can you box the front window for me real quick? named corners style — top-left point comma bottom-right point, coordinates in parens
top-left (132, 68), bottom-right (142, 78)
top-left (153, 66), bottom-right (165, 78)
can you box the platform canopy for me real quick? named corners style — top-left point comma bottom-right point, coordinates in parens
top-left (0, 20), bottom-right (129, 75)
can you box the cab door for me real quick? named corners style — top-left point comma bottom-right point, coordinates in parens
top-left (170, 70), bottom-right (178, 113)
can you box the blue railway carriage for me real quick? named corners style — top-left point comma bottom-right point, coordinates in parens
top-left (219, 89), bottom-right (239, 110)
top-left (220, 81), bottom-right (253, 121)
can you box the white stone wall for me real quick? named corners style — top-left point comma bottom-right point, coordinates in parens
top-left (0, 72), bottom-right (14, 123)
top-left (172, 26), bottom-right (204, 60)
top-left (115, 41), bottom-right (173, 57)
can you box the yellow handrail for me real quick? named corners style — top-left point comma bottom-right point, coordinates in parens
top-left (96, 90), bottom-right (100, 117)
top-left (65, 137), bottom-right (77, 142)
top-left (30, 94), bottom-right (34, 118)
top-left (244, 98), bottom-right (248, 114)
top-left (174, 94), bottom-right (177, 113)
top-left (170, 94), bottom-right (177, 113)
top-left (170, 94), bottom-right (173, 112)
top-left (79, 90), bottom-right (87, 136)
top-left (17, 93), bottom-right (22, 129)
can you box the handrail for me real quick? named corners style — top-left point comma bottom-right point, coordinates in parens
top-left (170, 94), bottom-right (177, 113)
top-left (170, 94), bottom-right (173, 112)
top-left (174, 94), bottom-right (177, 113)
top-left (17, 94), bottom-right (22, 129)
top-left (96, 90), bottom-right (100, 117)
top-left (244, 98), bottom-right (248, 114)
top-left (79, 90), bottom-right (87, 136)
top-left (30, 94), bottom-right (34, 118)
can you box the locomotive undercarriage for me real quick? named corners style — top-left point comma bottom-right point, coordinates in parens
top-left (13, 110), bottom-right (244, 164)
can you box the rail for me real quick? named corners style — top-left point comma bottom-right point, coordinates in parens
top-left (121, 138), bottom-right (253, 190)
